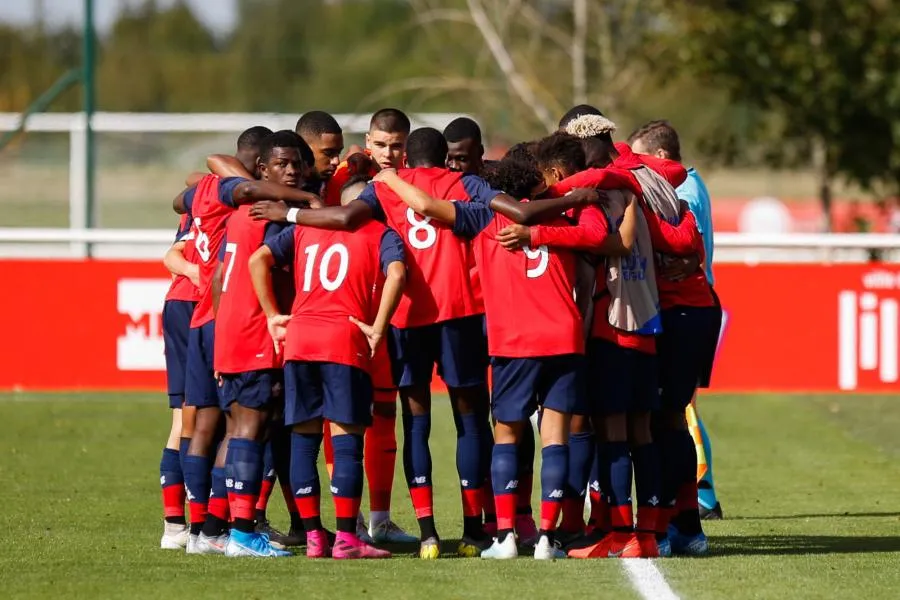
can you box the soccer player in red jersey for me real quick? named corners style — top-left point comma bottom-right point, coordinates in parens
top-left (213, 130), bottom-right (317, 558)
top-left (374, 153), bottom-right (628, 559)
top-left (158, 214), bottom-right (198, 550)
top-left (249, 127), bottom-right (590, 558)
top-left (248, 192), bottom-right (407, 560)
top-left (173, 127), bottom-right (320, 555)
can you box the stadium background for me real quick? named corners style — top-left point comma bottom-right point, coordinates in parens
top-left (2, 1), bottom-right (900, 599)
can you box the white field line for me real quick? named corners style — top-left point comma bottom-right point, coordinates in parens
top-left (621, 558), bottom-right (680, 600)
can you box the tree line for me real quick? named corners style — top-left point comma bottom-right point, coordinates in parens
top-left (1, 0), bottom-right (898, 220)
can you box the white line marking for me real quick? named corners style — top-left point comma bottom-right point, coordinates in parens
top-left (622, 559), bottom-right (680, 600)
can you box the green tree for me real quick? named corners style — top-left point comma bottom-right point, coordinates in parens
top-left (664, 0), bottom-right (900, 229)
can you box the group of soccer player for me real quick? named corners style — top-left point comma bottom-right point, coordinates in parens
top-left (156, 104), bottom-right (724, 561)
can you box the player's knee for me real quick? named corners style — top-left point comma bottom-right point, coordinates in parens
top-left (601, 413), bottom-right (628, 443)
top-left (494, 420), bottom-right (521, 445)
top-left (627, 411), bottom-right (653, 446)
top-left (570, 414), bottom-right (592, 435)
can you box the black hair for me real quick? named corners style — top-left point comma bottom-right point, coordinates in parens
top-left (259, 130), bottom-right (314, 166)
top-left (405, 127), bottom-right (448, 167)
top-left (627, 120), bottom-right (682, 162)
top-left (482, 159), bottom-right (543, 200)
top-left (295, 111), bottom-right (342, 139)
top-left (370, 108), bottom-right (411, 135)
top-left (443, 117), bottom-right (482, 144)
top-left (502, 141), bottom-right (539, 167)
top-left (558, 104), bottom-right (604, 129)
top-left (237, 126), bottom-right (273, 151)
top-left (534, 132), bottom-right (586, 176)
top-left (340, 173), bottom-right (373, 193)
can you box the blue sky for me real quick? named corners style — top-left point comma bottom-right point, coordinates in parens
top-left (0, 0), bottom-right (237, 34)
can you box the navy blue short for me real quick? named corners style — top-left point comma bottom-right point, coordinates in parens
top-left (162, 300), bottom-right (195, 409)
top-left (185, 321), bottom-right (222, 409)
top-left (490, 354), bottom-right (585, 423)
top-left (657, 306), bottom-right (721, 410)
top-left (388, 315), bottom-right (488, 389)
top-left (283, 361), bottom-right (373, 427)
top-left (220, 369), bottom-right (282, 410)
top-left (697, 289), bottom-right (723, 389)
top-left (586, 339), bottom-right (659, 415)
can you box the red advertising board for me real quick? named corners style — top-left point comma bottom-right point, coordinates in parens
top-left (1, 260), bottom-right (898, 393)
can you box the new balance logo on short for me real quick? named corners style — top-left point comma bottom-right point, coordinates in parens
top-left (413, 476), bottom-right (427, 485)
top-left (547, 489), bottom-right (564, 499)
top-left (505, 480), bottom-right (519, 491)
top-left (296, 486), bottom-right (313, 495)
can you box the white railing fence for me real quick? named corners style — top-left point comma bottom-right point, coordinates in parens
top-left (1, 228), bottom-right (898, 262)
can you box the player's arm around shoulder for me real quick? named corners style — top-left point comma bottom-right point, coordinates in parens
top-left (373, 169), bottom-right (457, 224)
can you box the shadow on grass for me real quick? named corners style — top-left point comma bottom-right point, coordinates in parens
top-left (726, 511), bottom-right (900, 521)
top-left (710, 534), bottom-right (900, 556)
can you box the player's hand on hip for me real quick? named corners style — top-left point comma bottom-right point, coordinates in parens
top-left (496, 224), bottom-right (531, 251)
top-left (250, 200), bottom-right (289, 222)
top-left (348, 316), bottom-right (382, 358)
top-left (266, 314), bottom-right (291, 354)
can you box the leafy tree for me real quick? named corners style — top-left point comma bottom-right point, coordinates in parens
top-left (663, 0), bottom-right (900, 229)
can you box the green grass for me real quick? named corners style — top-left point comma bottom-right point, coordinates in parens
top-left (1, 393), bottom-right (899, 599)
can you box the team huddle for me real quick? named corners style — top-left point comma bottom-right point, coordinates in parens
top-left (157, 105), bottom-right (723, 561)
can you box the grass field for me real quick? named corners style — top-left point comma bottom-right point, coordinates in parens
top-left (2, 392), bottom-right (899, 599)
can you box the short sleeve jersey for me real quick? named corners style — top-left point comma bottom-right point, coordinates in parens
top-left (452, 201), bottom-right (583, 358)
top-left (266, 221), bottom-right (405, 373)
top-left (358, 167), bottom-right (499, 329)
top-left (213, 205), bottom-right (289, 373)
top-left (183, 175), bottom-right (243, 328)
top-left (165, 214), bottom-right (200, 303)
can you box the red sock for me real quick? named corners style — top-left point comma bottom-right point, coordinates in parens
top-left (610, 503), bottom-right (633, 531)
top-left (516, 472), bottom-right (533, 514)
top-left (294, 495), bottom-right (320, 520)
top-left (409, 486), bottom-right (434, 519)
top-left (559, 497), bottom-right (585, 533)
top-left (676, 480), bottom-right (699, 513)
top-left (365, 406), bottom-right (397, 513)
top-left (636, 506), bottom-right (660, 533)
top-left (461, 487), bottom-right (483, 518)
top-left (188, 501), bottom-right (207, 527)
top-left (539, 499), bottom-right (562, 532)
top-left (228, 490), bottom-right (257, 522)
top-left (657, 506), bottom-right (676, 535)
top-left (208, 496), bottom-right (229, 522)
top-left (162, 484), bottom-right (186, 519)
top-left (589, 493), bottom-right (611, 532)
top-left (333, 495), bottom-right (361, 527)
top-left (323, 421), bottom-right (334, 479)
top-left (495, 493), bottom-right (517, 531)
top-left (256, 478), bottom-right (275, 512)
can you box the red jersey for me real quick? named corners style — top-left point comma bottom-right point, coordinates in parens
top-left (452, 200), bottom-right (584, 358)
top-left (165, 214), bottom-right (199, 303)
top-left (542, 170), bottom-right (657, 353)
top-left (266, 221), bottom-right (406, 373)
top-left (359, 167), bottom-right (499, 329)
top-left (184, 175), bottom-right (245, 328)
top-left (643, 207), bottom-right (714, 309)
top-left (614, 142), bottom-right (687, 188)
top-left (214, 207), bottom-right (292, 373)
